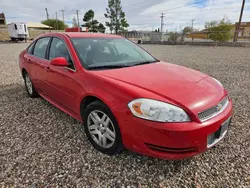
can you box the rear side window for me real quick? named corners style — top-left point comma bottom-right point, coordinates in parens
top-left (27, 42), bottom-right (35, 54)
top-left (33, 38), bottom-right (50, 59)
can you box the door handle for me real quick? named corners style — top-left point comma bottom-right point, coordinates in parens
top-left (44, 66), bottom-right (51, 72)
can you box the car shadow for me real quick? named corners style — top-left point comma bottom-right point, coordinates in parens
top-left (0, 84), bottom-right (194, 186)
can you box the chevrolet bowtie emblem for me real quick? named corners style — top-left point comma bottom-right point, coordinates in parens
top-left (216, 103), bottom-right (223, 111)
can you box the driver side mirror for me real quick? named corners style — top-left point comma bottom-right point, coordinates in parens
top-left (50, 57), bottom-right (69, 67)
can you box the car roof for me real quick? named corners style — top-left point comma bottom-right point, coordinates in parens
top-left (40, 32), bottom-right (123, 39)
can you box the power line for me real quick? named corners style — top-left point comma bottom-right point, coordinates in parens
top-left (124, 0), bottom-right (244, 31)
top-left (123, 0), bottom-right (152, 8)
top-left (126, 0), bottom-right (208, 18)
top-left (127, 6), bottom-right (238, 21)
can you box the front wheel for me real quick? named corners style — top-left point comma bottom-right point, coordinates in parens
top-left (83, 101), bottom-right (124, 155)
top-left (24, 72), bottom-right (38, 98)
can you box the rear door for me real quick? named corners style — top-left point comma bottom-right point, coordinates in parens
top-left (23, 41), bottom-right (38, 86)
top-left (27, 37), bottom-right (51, 94)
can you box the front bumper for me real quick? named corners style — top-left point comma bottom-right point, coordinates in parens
top-left (120, 99), bottom-right (233, 160)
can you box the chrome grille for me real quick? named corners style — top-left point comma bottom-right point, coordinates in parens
top-left (198, 96), bottom-right (229, 122)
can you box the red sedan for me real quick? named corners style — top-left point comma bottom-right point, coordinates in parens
top-left (19, 33), bottom-right (233, 160)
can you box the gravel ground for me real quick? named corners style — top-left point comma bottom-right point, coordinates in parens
top-left (0, 43), bottom-right (249, 187)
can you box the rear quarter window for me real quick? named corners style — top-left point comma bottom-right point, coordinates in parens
top-left (27, 42), bottom-right (35, 54)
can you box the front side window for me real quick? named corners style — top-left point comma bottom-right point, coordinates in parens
top-left (71, 38), bottom-right (157, 69)
top-left (33, 37), bottom-right (50, 59)
top-left (49, 37), bottom-right (74, 69)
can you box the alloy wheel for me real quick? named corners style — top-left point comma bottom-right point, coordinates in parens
top-left (87, 110), bottom-right (116, 148)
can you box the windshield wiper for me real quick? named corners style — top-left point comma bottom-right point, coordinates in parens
top-left (131, 60), bottom-right (158, 67)
top-left (88, 60), bottom-right (158, 70)
top-left (88, 64), bottom-right (131, 70)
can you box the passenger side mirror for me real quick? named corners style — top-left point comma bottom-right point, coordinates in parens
top-left (50, 57), bottom-right (69, 67)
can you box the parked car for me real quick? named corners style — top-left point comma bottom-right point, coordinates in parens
top-left (19, 32), bottom-right (233, 160)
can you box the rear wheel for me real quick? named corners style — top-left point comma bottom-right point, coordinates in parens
top-left (24, 72), bottom-right (38, 98)
top-left (83, 101), bottom-right (124, 155)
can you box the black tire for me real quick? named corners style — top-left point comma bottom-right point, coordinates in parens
top-left (83, 101), bottom-right (124, 155)
top-left (23, 71), bottom-right (39, 98)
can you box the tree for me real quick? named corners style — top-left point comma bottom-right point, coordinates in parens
top-left (41, 19), bottom-right (67, 30)
top-left (182, 26), bottom-right (192, 35)
top-left (154, 28), bottom-right (160, 32)
top-left (98, 23), bottom-right (106, 33)
top-left (168, 32), bottom-right (181, 43)
top-left (72, 17), bottom-right (78, 27)
top-left (104, 0), bottom-right (129, 34)
top-left (205, 17), bottom-right (234, 42)
top-left (83, 10), bottom-right (100, 32)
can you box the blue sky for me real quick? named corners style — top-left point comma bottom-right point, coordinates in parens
top-left (0, 0), bottom-right (250, 32)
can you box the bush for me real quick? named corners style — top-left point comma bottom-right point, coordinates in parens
top-left (205, 18), bottom-right (234, 42)
top-left (41, 19), bottom-right (68, 30)
top-left (168, 32), bottom-right (181, 43)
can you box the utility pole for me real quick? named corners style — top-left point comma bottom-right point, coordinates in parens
top-left (234, 0), bottom-right (245, 42)
top-left (45, 8), bottom-right (49, 20)
top-left (160, 13), bottom-right (165, 42)
top-left (45, 8), bottom-right (51, 31)
top-left (55, 11), bottom-right (58, 30)
top-left (191, 19), bottom-right (195, 42)
top-left (191, 19), bottom-right (195, 30)
top-left (76, 10), bottom-right (80, 27)
top-left (60, 9), bottom-right (65, 30)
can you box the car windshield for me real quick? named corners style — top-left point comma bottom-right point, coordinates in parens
top-left (71, 37), bottom-right (157, 70)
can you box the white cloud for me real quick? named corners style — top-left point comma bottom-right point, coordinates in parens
top-left (0, 0), bottom-right (250, 32)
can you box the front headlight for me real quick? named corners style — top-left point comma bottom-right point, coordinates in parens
top-left (128, 99), bottom-right (190, 122)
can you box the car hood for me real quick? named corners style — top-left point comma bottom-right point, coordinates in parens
top-left (95, 62), bottom-right (225, 114)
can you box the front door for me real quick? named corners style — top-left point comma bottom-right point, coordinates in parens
top-left (45, 37), bottom-right (81, 114)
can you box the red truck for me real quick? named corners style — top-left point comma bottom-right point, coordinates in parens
top-left (65, 27), bottom-right (88, 32)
